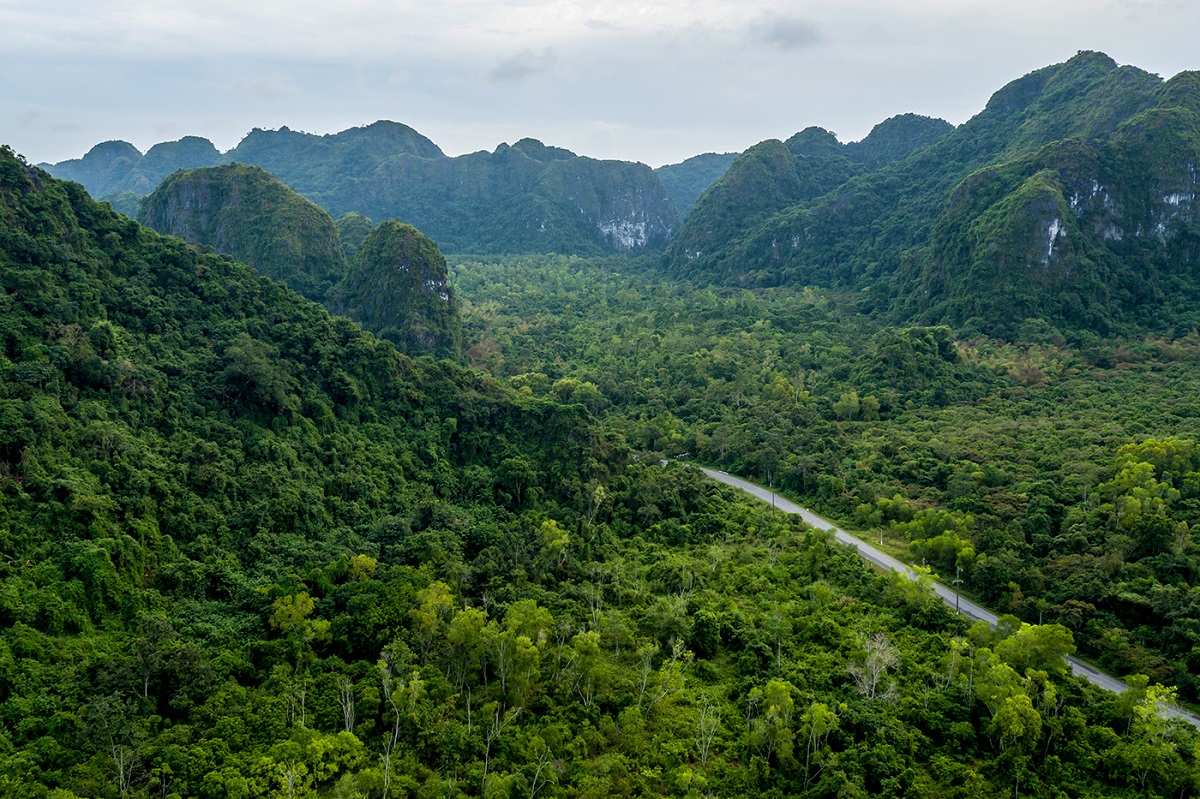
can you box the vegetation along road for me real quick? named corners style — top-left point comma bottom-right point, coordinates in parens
top-left (699, 466), bottom-right (1200, 730)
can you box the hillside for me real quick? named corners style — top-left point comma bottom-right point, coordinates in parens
top-left (5, 145), bottom-right (1197, 797)
top-left (664, 115), bottom-right (952, 283)
top-left (42, 122), bottom-right (681, 257)
top-left (0, 144), bottom-right (610, 795)
top-left (38, 135), bottom-right (221, 200)
top-left (331, 220), bottom-right (463, 359)
top-left (664, 51), bottom-right (1189, 336)
top-left (138, 166), bottom-right (463, 358)
top-left (905, 69), bottom-right (1200, 335)
top-left (138, 163), bottom-right (347, 303)
top-left (223, 120), bottom-right (446, 187)
top-left (654, 151), bottom-right (738, 217)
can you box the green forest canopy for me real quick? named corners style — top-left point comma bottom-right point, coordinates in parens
top-left (5, 141), bottom-right (1200, 798)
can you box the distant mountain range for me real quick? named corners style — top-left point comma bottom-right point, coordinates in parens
top-left (41, 51), bottom-right (1200, 335)
top-left (41, 122), bottom-right (686, 257)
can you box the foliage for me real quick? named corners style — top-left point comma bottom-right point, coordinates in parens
top-left (5, 146), bottom-right (1198, 797)
top-left (331, 220), bottom-right (463, 359)
top-left (138, 163), bottom-right (347, 303)
top-left (334, 212), bottom-right (375, 263)
top-left (451, 251), bottom-right (1200, 711)
top-left (41, 136), bottom-right (221, 197)
top-left (654, 152), bottom-right (738, 217)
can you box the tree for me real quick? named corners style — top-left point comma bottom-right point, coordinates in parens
top-left (336, 675), bottom-right (356, 733)
top-left (993, 622), bottom-right (1075, 675)
top-left (89, 694), bottom-right (143, 798)
top-left (536, 519), bottom-right (569, 572)
top-left (411, 581), bottom-right (455, 657)
top-left (750, 679), bottom-right (796, 764)
top-left (695, 693), bottom-right (721, 767)
top-left (990, 693), bottom-right (1041, 753)
top-left (447, 606), bottom-right (488, 691)
top-left (833, 390), bottom-right (860, 421)
top-left (218, 333), bottom-right (297, 411)
top-left (482, 703), bottom-right (522, 787)
top-left (270, 592), bottom-right (331, 673)
top-left (498, 456), bottom-right (539, 508)
top-left (848, 631), bottom-right (898, 701)
top-left (800, 700), bottom-right (839, 787)
top-left (525, 735), bottom-right (559, 799)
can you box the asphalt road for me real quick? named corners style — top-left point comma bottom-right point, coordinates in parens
top-left (699, 467), bottom-right (1200, 729)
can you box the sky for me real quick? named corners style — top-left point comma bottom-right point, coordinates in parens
top-left (3, 0), bottom-right (1199, 168)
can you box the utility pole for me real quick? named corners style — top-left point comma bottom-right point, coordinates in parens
top-left (952, 564), bottom-right (963, 615)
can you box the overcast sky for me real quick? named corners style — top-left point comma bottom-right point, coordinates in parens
top-left (3, 0), bottom-right (1198, 167)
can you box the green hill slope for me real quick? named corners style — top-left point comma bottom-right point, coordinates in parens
top-left (4, 145), bottom-right (1200, 797)
top-left (222, 120), bottom-right (446, 191)
top-left (331, 220), bottom-right (463, 359)
top-left (39, 135), bottom-right (221, 198)
top-left (301, 138), bottom-right (680, 255)
top-left (664, 52), bottom-right (1178, 335)
top-left (906, 70), bottom-right (1200, 335)
top-left (843, 113), bottom-right (955, 169)
top-left (654, 151), bottom-right (738, 217)
top-left (44, 121), bottom-right (681, 256)
top-left (665, 115), bottom-right (952, 281)
top-left (138, 166), bottom-right (464, 357)
top-left (138, 163), bottom-right (347, 304)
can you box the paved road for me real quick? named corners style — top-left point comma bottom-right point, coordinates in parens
top-left (700, 467), bottom-right (1200, 729)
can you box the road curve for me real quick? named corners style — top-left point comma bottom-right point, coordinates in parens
top-left (699, 467), bottom-right (1200, 729)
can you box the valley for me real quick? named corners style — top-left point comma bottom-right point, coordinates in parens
top-left (4, 48), bottom-right (1200, 798)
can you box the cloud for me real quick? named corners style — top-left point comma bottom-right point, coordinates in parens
top-left (583, 18), bottom-right (628, 31)
top-left (234, 74), bottom-right (297, 100)
top-left (488, 48), bottom-right (557, 82)
top-left (747, 13), bottom-right (822, 50)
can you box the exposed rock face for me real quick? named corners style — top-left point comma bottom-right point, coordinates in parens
top-left (138, 164), bottom-right (345, 303)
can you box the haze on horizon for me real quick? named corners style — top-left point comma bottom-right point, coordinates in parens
top-left (3, 0), bottom-right (1198, 168)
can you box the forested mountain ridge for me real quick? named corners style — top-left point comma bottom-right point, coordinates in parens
top-left (37, 136), bottom-right (221, 205)
top-left (664, 51), bottom-right (1200, 337)
top-left (137, 164), bottom-right (464, 358)
top-left (904, 68), bottom-right (1200, 335)
top-left (41, 121), bottom-right (681, 257)
top-left (223, 120), bottom-right (446, 183)
top-left (138, 163), bottom-right (347, 304)
top-left (663, 114), bottom-right (955, 281)
top-left (0, 143), bottom-right (607, 795)
top-left (6, 145), bottom-right (1199, 797)
top-left (299, 140), bottom-right (679, 255)
top-left (654, 152), bottom-right (739, 217)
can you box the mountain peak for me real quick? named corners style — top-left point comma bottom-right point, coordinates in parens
top-left (846, 114), bottom-right (954, 168)
top-left (139, 163), bottom-right (345, 303)
top-left (785, 127), bottom-right (842, 159)
top-left (511, 138), bottom-right (577, 162)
